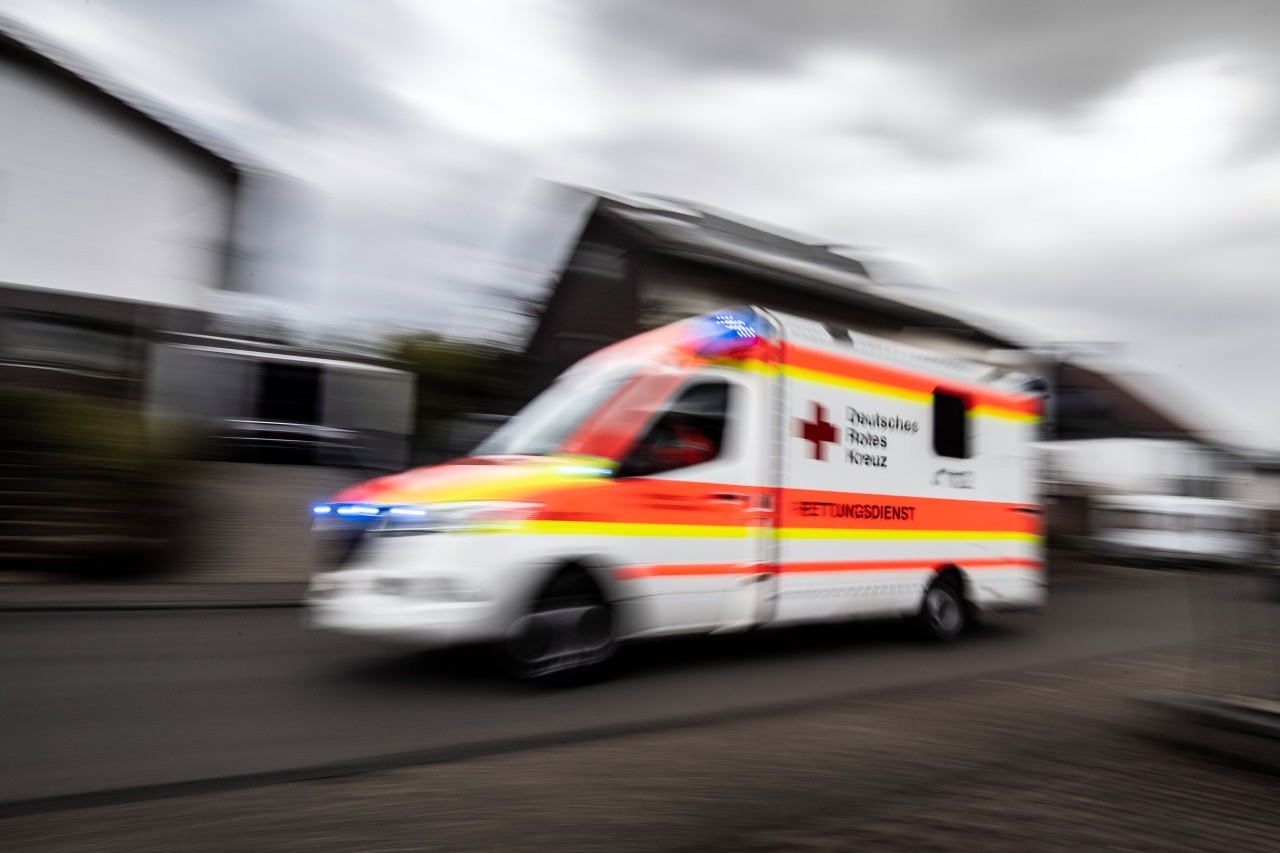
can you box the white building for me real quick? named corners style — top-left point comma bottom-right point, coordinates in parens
top-left (0, 19), bottom-right (416, 470)
top-left (0, 18), bottom-right (250, 399)
top-left (0, 31), bottom-right (238, 310)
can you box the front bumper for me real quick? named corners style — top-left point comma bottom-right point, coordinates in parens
top-left (308, 517), bottom-right (585, 648)
top-left (309, 592), bottom-right (506, 647)
top-left (307, 561), bottom-right (511, 648)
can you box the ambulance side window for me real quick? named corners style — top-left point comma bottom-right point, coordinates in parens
top-left (933, 388), bottom-right (969, 459)
top-left (619, 380), bottom-right (731, 477)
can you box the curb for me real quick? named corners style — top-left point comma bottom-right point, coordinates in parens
top-left (0, 583), bottom-right (308, 612)
top-left (0, 600), bottom-right (303, 612)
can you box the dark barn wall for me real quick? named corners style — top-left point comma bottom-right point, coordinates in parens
top-left (523, 213), bottom-right (643, 394)
top-left (636, 253), bottom-right (908, 340)
top-left (520, 198), bottom-right (1018, 409)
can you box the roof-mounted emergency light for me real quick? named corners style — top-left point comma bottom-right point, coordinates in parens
top-left (693, 308), bottom-right (766, 357)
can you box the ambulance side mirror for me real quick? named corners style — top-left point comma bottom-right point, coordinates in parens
top-left (616, 429), bottom-right (665, 479)
top-left (613, 407), bottom-right (660, 479)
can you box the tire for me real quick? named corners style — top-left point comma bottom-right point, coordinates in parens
top-left (916, 574), bottom-right (966, 642)
top-left (501, 573), bottom-right (617, 683)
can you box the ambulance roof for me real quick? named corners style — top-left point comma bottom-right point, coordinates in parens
top-left (762, 309), bottom-right (1041, 397)
top-left (573, 307), bottom-right (1042, 399)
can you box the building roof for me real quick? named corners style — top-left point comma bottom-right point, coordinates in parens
top-left (588, 191), bottom-right (1024, 350)
top-left (1053, 361), bottom-right (1194, 440)
top-left (1051, 360), bottom-right (1274, 460)
top-left (0, 14), bottom-right (255, 174)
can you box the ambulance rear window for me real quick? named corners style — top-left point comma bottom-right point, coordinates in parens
top-left (932, 389), bottom-right (969, 459)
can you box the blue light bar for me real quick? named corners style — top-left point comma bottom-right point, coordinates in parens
top-left (696, 309), bottom-right (762, 356)
top-left (312, 505), bottom-right (332, 515)
top-left (711, 311), bottom-right (757, 339)
top-left (336, 504), bottom-right (381, 517)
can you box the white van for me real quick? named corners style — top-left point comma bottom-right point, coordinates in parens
top-left (308, 307), bottom-right (1046, 678)
top-left (147, 337), bottom-right (415, 471)
top-left (1091, 494), bottom-right (1263, 566)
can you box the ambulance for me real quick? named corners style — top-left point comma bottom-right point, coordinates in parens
top-left (308, 307), bottom-right (1046, 679)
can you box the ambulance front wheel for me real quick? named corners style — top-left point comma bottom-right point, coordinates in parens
top-left (916, 574), bottom-right (966, 642)
top-left (501, 571), bottom-right (617, 683)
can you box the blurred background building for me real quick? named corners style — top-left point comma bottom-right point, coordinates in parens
top-left (0, 20), bottom-right (238, 400)
top-left (0, 19), bottom-right (412, 575)
top-left (0, 18), bottom-right (413, 468)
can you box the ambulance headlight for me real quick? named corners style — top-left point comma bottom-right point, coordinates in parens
top-left (376, 501), bottom-right (540, 536)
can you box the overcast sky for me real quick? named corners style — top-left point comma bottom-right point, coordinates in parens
top-left (4, 0), bottom-right (1278, 449)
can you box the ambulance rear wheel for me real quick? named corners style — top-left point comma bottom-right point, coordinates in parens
top-left (502, 572), bottom-right (616, 683)
top-left (917, 575), bottom-right (966, 642)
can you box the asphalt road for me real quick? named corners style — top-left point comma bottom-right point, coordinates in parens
top-left (0, 565), bottom-right (1269, 807)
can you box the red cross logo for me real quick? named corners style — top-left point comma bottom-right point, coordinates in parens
top-left (796, 402), bottom-right (839, 461)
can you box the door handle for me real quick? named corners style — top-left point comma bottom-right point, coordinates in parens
top-left (710, 493), bottom-right (747, 503)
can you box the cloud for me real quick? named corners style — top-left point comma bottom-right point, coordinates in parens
top-left (108, 0), bottom-right (418, 133)
top-left (589, 1), bottom-right (1280, 109)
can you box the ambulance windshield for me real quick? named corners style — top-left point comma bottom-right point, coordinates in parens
top-left (472, 369), bottom-right (632, 458)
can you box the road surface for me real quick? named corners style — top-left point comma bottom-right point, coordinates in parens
top-left (0, 565), bottom-right (1264, 808)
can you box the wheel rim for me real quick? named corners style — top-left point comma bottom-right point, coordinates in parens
top-left (927, 586), bottom-right (963, 636)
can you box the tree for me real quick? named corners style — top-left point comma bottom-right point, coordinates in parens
top-left (386, 333), bottom-right (520, 464)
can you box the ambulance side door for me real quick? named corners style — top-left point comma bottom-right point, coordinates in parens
top-left (608, 367), bottom-right (771, 634)
top-left (773, 350), bottom-right (934, 626)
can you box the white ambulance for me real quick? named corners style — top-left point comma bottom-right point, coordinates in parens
top-left (308, 307), bottom-right (1046, 678)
